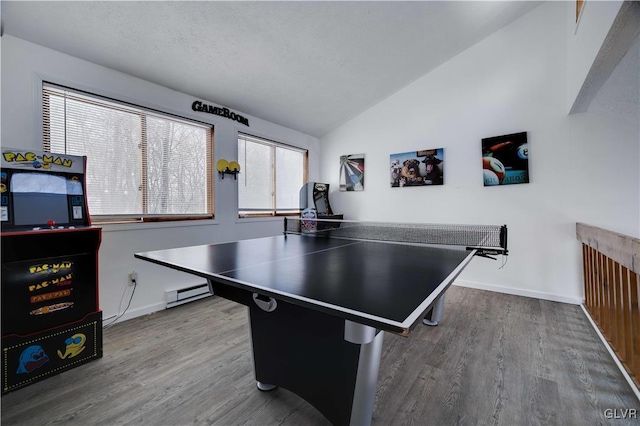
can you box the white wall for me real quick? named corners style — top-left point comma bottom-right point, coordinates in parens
top-left (567, 0), bottom-right (624, 113)
top-left (584, 32), bottom-right (640, 235)
top-left (0, 35), bottom-right (321, 322)
top-left (319, 2), bottom-right (640, 304)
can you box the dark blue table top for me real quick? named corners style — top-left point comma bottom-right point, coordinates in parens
top-left (135, 234), bottom-right (475, 335)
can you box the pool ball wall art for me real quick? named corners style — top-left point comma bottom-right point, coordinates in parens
top-left (482, 132), bottom-right (529, 186)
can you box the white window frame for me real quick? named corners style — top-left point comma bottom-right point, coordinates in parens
top-left (237, 133), bottom-right (308, 218)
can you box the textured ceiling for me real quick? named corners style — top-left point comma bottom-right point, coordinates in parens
top-left (1, 1), bottom-right (543, 137)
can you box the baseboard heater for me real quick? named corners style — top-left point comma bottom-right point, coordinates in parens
top-left (165, 283), bottom-right (212, 308)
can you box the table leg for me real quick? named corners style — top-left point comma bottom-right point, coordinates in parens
top-left (423, 293), bottom-right (446, 326)
top-left (346, 322), bottom-right (384, 426)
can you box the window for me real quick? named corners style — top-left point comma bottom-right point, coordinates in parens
top-left (42, 83), bottom-right (214, 223)
top-left (238, 133), bottom-right (307, 217)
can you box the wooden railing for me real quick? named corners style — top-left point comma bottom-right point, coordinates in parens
top-left (577, 223), bottom-right (640, 387)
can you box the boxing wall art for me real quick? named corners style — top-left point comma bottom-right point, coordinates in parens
top-left (390, 149), bottom-right (444, 188)
top-left (482, 132), bottom-right (529, 186)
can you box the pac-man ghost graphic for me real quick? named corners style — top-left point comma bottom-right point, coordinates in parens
top-left (16, 345), bottom-right (50, 374)
top-left (57, 333), bottom-right (86, 359)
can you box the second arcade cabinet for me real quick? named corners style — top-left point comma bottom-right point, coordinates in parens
top-left (300, 183), bottom-right (342, 229)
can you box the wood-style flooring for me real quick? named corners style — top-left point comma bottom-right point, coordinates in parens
top-left (2, 286), bottom-right (638, 425)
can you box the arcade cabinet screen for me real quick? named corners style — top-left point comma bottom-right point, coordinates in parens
top-left (10, 172), bottom-right (83, 226)
top-left (314, 195), bottom-right (328, 215)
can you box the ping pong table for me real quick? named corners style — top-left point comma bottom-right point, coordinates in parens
top-left (134, 219), bottom-right (507, 426)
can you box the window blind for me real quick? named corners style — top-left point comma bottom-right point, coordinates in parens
top-left (43, 83), bottom-right (214, 221)
top-left (237, 133), bottom-right (307, 216)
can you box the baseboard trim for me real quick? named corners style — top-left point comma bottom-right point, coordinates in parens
top-left (454, 279), bottom-right (583, 305)
top-left (103, 302), bottom-right (166, 326)
top-left (580, 304), bottom-right (640, 402)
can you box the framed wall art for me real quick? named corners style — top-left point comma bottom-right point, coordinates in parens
top-left (482, 132), bottom-right (529, 186)
top-left (390, 148), bottom-right (444, 188)
top-left (339, 154), bottom-right (365, 191)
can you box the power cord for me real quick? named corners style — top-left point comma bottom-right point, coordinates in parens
top-left (104, 277), bottom-right (137, 329)
top-left (498, 254), bottom-right (509, 269)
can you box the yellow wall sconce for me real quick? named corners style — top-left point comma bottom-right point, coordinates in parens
top-left (216, 159), bottom-right (241, 180)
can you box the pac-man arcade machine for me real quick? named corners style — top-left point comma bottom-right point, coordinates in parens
top-left (1, 148), bottom-right (102, 394)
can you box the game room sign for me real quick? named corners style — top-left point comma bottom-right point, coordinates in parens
top-left (192, 100), bottom-right (249, 126)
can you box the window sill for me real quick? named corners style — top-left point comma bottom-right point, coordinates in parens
top-left (96, 218), bottom-right (217, 232)
top-left (236, 214), bottom-right (300, 224)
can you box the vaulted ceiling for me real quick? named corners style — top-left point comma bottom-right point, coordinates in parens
top-left (1, 1), bottom-right (545, 137)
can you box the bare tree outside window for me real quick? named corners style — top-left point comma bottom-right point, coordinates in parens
top-left (238, 134), bottom-right (307, 217)
top-left (43, 84), bottom-right (213, 222)
top-left (146, 117), bottom-right (208, 214)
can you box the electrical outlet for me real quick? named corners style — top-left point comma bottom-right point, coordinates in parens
top-left (128, 271), bottom-right (138, 286)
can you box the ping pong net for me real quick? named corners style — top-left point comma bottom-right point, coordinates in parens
top-left (284, 217), bottom-right (508, 258)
